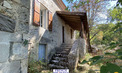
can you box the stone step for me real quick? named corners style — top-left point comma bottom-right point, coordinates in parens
top-left (59, 48), bottom-right (71, 52)
top-left (49, 44), bottom-right (72, 69)
top-left (56, 51), bottom-right (69, 54)
top-left (61, 47), bottom-right (72, 49)
top-left (51, 57), bottom-right (68, 62)
top-left (61, 44), bottom-right (72, 46)
top-left (51, 60), bottom-right (68, 63)
top-left (50, 60), bottom-right (69, 66)
top-left (54, 54), bottom-right (68, 58)
top-left (49, 64), bottom-right (69, 69)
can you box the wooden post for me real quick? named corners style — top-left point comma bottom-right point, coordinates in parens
top-left (87, 28), bottom-right (92, 53)
top-left (79, 22), bottom-right (84, 38)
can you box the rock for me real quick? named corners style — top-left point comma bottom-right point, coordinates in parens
top-left (0, 14), bottom-right (16, 33)
top-left (13, 0), bottom-right (30, 8)
top-left (3, 1), bottom-right (12, 9)
top-left (91, 45), bottom-right (99, 53)
top-left (68, 38), bottom-right (86, 70)
top-left (78, 38), bottom-right (86, 58)
top-left (21, 59), bottom-right (28, 73)
top-left (10, 43), bottom-right (28, 60)
top-left (0, 61), bottom-right (21, 73)
top-left (0, 43), bottom-right (10, 63)
top-left (0, 31), bottom-right (12, 43)
top-left (3, 61), bottom-right (21, 73)
top-left (77, 66), bottom-right (86, 71)
top-left (10, 33), bottom-right (22, 42)
top-left (8, 61), bottom-right (21, 73)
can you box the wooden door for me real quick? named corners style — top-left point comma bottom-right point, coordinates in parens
top-left (62, 26), bottom-right (65, 43)
top-left (38, 44), bottom-right (46, 62)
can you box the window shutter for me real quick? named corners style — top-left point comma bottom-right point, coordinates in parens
top-left (33, 0), bottom-right (40, 26)
top-left (48, 11), bottom-right (53, 31)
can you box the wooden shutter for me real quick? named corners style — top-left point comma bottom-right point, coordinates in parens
top-left (48, 11), bottom-right (53, 31)
top-left (33, 0), bottom-right (40, 26)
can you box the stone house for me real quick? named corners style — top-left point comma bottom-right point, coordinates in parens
top-left (29, 0), bottom-right (89, 63)
top-left (0, 0), bottom-right (89, 73)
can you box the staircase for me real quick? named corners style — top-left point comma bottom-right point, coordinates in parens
top-left (49, 44), bottom-right (72, 69)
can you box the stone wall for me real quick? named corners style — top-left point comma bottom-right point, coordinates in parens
top-left (0, 0), bottom-right (30, 33)
top-left (0, 0), bottom-right (75, 72)
top-left (0, 0), bottom-right (30, 73)
top-left (28, 0), bottom-right (75, 62)
top-left (0, 31), bottom-right (28, 73)
top-left (68, 38), bottom-right (86, 70)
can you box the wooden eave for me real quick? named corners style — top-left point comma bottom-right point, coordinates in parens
top-left (54, 0), bottom-right (66, 10)
top-left (56, 11), bottom-right (89, 32)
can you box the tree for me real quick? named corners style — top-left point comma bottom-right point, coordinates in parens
top-left (90, 23), bottom-right (121, 45)
top-left (66, 0), bottom-right (110, 30)
top-left (81, 1), bottom-right (122, 72)
top-left (81, 24), bottom-right (122, 73)
top-left (90, 0), bottom-right (122, 45)
top-left (66, 0), bottom-right (110, 51)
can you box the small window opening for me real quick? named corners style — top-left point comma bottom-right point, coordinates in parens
top-left (71, 29), bottom-right (73, 39)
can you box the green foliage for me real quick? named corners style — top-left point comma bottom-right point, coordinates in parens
top-left (81, 23), bottom-right (122, 72)
top-left (65, 6), bottom-right (70, 11)
top-left (100, 63), bottom-right (122, 73)
top-left (22, 39), bottom-right (29, 46)
top-left (91, 21), bottom-right (122, 45)
top-left (66, 0), bottom-right (73, 3)
top-left (105, 42), bottom-right (119, 50)
top-left (28, 60), bottom-right (51, 73)
top-left (81, 51), bottom-right (122, 72)
top-left (109, 7), bottom-right (122, 21)
top-left (116, 0), bottom-right (122, 6)
top-left (81, 60), bottom-right (89, 64)
top-left (91, 3), bottom-right (122, 45)
top-left (91, 23), bottom-right (119, 45)
top-left (88, 69), bottom-right (96, 73)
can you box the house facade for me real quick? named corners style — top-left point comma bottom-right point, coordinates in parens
top-left (0, 0), bottom-right (89, 73)
top-left (29, 0), bottom-right (76, 62)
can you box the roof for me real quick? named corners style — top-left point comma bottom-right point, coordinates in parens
top-left (54, 0), bottom-right (66, 10)
top-left (56, 11), bottom-right (89, 32)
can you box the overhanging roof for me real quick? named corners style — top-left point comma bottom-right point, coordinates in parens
top-left (56, 11), bottom-right (89, 32)
top-left (54, 0), bottom-right (66, 10)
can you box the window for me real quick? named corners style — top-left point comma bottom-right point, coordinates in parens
top-left (40, 10), bottom-right (48, 29)
top-left (40, 11), bottom-right (43, 27)
top-left (33, 2), bottom-right (52, 30)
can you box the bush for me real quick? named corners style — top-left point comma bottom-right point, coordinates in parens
top-left (28, 60), bottom-right (51, 73)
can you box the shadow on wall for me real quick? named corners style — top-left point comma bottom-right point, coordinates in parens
top-left (28, 12), bottom-right (61, 62)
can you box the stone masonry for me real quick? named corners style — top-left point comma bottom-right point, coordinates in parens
top-left (68, 38), bottom-right (86, 70)
top-left (0, 0), bottom-right (30, 73)
top-left (28, 0), bottom-right (75, 62)
top-left (0, 0), bottom-right (76, 72)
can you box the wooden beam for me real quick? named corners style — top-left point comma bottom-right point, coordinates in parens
top-left (57, 11), bottom-right (86, 16)
top-left (56, 11), bottom-right (88, 31)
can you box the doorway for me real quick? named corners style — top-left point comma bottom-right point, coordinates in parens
top-left (62, 26), bottom-right (65, 43)
top-left (38, 44), bottom-right (46, 62)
